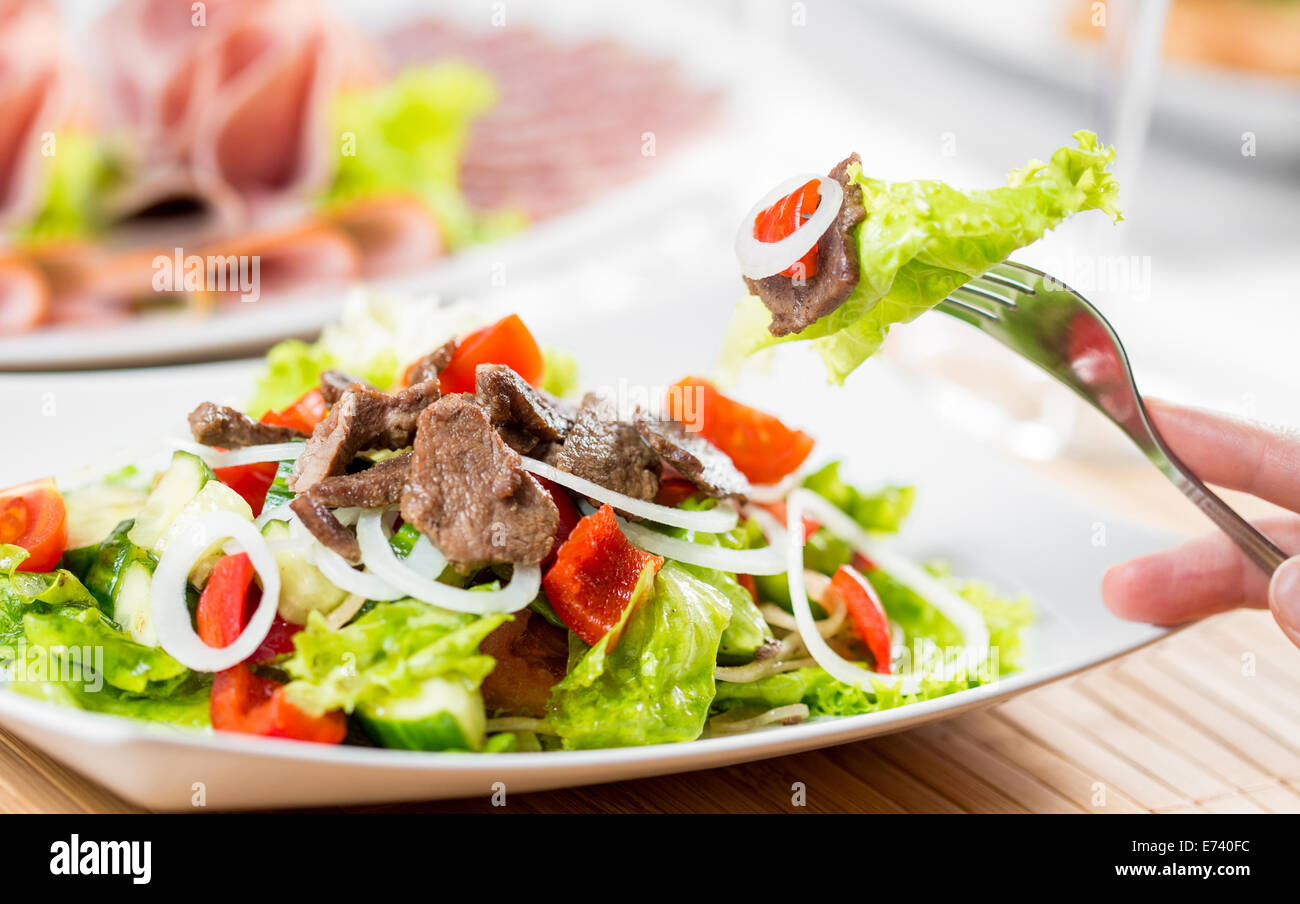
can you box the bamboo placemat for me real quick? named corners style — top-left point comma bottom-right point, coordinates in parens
top-left (1, 458), bottom-right (1295, 814)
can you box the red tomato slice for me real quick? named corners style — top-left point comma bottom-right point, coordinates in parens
top-left (542, 504), bottom-right (663, 648)
top-left (665, 377), bottom-right (814, 485)
top-left (260, 387), bottom-right (328, 435)
top-left (827, 565), bottom-right (892, 674)
top-left (0, 478), bottom-right (68, 572)
top-left (437, 314), bottom-right (543, 396)
top-left (213, 461), bottom-right (277, 517)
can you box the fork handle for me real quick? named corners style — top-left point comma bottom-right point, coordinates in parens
top-left (1157, 446), bottom-right (1289, 575)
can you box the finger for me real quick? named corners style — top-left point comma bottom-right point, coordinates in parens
top-left (1269, 557), bottom-right (1300, 649)
top-left (1102, 516), bottom-right (1300, 625)
top-left (1146, 399), bottom-right (1300, 513)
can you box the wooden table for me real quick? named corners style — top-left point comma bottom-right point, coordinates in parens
top-left (2, 457), bottom-right (1296, 814)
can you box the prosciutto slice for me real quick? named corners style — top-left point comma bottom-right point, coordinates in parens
top-left (0, 0), bottom-right (82, 230)
top-left (96, 0), bottom-right (380, 230)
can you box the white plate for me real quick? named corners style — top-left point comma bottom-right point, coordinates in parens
top-left (0, 336), bottom-right (1176, 810)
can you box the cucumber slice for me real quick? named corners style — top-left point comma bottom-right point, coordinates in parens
top-left (260, 460), bottom-right (297, 514)
top-left (261, 520), bottom-right (347, 624)
top-left (357, 678), bottom-right (486, 751)
top-left (127, 451), bottom-right (214, 550)
top-left (64, 485), bottom-right (148, 548)
top-left (153, 480), bottom-right (252, 555)
top-left (113, 559), bottom-right (158, 646)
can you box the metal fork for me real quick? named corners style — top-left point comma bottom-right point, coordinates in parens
top-left (937, 260), bottom-right (1287, 575)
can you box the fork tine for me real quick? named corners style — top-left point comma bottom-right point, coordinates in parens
top-left (952, 283), bottom-right (1015, 311)
top-left (979, 266), bottom-right (1036, 295)
top-left (937, 296), bottom-right (997, 323)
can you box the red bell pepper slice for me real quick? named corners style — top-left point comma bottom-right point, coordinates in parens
top-left (212, 461), bottom-right (278, 517)
top-left (665, 377), bottom-right (814, 485)
top-left (260, 387), bottom-right (329, 435)
top-left (753, 178), bottom-right (821, 279)
top-left (535, 476), bottom-right (581, 570)
top-left (437, 314), bottom-right (544, 396)
top-left (653, 476), bottom-right (699, 508)
top-left (826, 564), bottom-right (892, 674)
top-left (0, 478), bottom-right (67, 572)
top-left (542, 504), bottom-right (663, 648)
top-left (197, 554), bottom-right (344, 744)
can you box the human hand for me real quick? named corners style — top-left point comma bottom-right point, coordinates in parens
top-left (1102, 399), bottom-right (1300, 648)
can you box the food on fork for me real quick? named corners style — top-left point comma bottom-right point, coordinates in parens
top-left (726, 132), bottom-right (1121, 383)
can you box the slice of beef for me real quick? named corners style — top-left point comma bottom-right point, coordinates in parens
top-left (405, 338), bottom-right (457, 386)
top-left (743, 153), bottom-right (868, 337)
top-left (401, 395), bottom-right (558, 568)
top-left (290, 381), bottom-right (440, 492)
top-left (318, 369), bottom-right (374, 405)
top-left (308, 451), bottom-right (412, 508)
top-left (289, 494), bottom-right (361, 564)
top-left (188, 401), bottom-right (303, 447)
top-left (551, 393), bottom-right (659, 501)
top-left (635, 414), bottom-right (751, 499)
top-left (475, 363), bottom-right (575, 455)
top-left (480, 609), bottom-right (568, 717)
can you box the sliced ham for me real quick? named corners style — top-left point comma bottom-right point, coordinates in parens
top-left (96, 0), bottom-right (381, 231)
top-left (0, 255), bottom-right (49, 335)
top-left (325, 195), bottom-right (444, 277)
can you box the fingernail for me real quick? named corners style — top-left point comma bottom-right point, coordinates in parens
top-left (1269, 556), bottom-right (1300, 632)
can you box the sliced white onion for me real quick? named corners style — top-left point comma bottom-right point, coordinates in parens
top-left (168, 438), bottom-right (304, 469)
top-left (784, 489), bottom-right (990, 694)
top-left (255, 499), bottom-right (294, 528)
top-left (311, 538), bottom-right (406, 602)
top-left (747, 471), bottom-right (801, 504)
top-left (616, 518), bottom-right (786, 575)
top-left (355, 509), bottom-right (538, 614)
top-left (520, 456), bottom-right (738, 533)
top-left (710, 703), bottom-right (809, 735)
top-left (734, 174), bottom-right (844, 280)
top-left (150, 510), bottom-right (280, 672)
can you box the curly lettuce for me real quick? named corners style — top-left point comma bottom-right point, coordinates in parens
top-left (722, 131), bottom-right (1121, 383)
top-left (326, 63), bottom-right (520, 249)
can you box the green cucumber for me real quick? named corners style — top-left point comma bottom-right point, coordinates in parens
top-left (127, 451), bottom-right (214, 549)
top-left (113, 559), bottom-right (158, 646)
top-left (261, 520), bottom-right (346, 624)
top-left (357, 677), bottom-right (486, 751)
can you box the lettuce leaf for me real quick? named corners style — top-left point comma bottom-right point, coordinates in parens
top-left (722, 131), bottom-right (1121, 383)
top-left (802, 461), bottom-right (915, 533)
top-left (539, 347), bottom-right (580, 399)
top-left (14, 132), bottom-right (117, 243)
top-left (715, 566), bottom-right (1032, 717)
top-left (547, 562), bottom-right (734, 748)
top-left (281, 599), bottom-right (506, 718)
top-left (325, 63), bottom-right (515, 249)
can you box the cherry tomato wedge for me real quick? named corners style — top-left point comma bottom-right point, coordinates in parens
top-left (438, 314), bottom-right (544, 396)
top-left (0, 478), bottom-right (68, 572)
top-left (261, 387), bottom-right (328, 435)
top-left (542, 504), bottom-right (663, 648)
top-left (753, 178), bottom-right (820, 279)
top-left (213, 461), bottom-right (277, 517)
top-left (826, 564), bottom-right (892, 674)
top-left (665, 377), bottom-right (814, 485)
